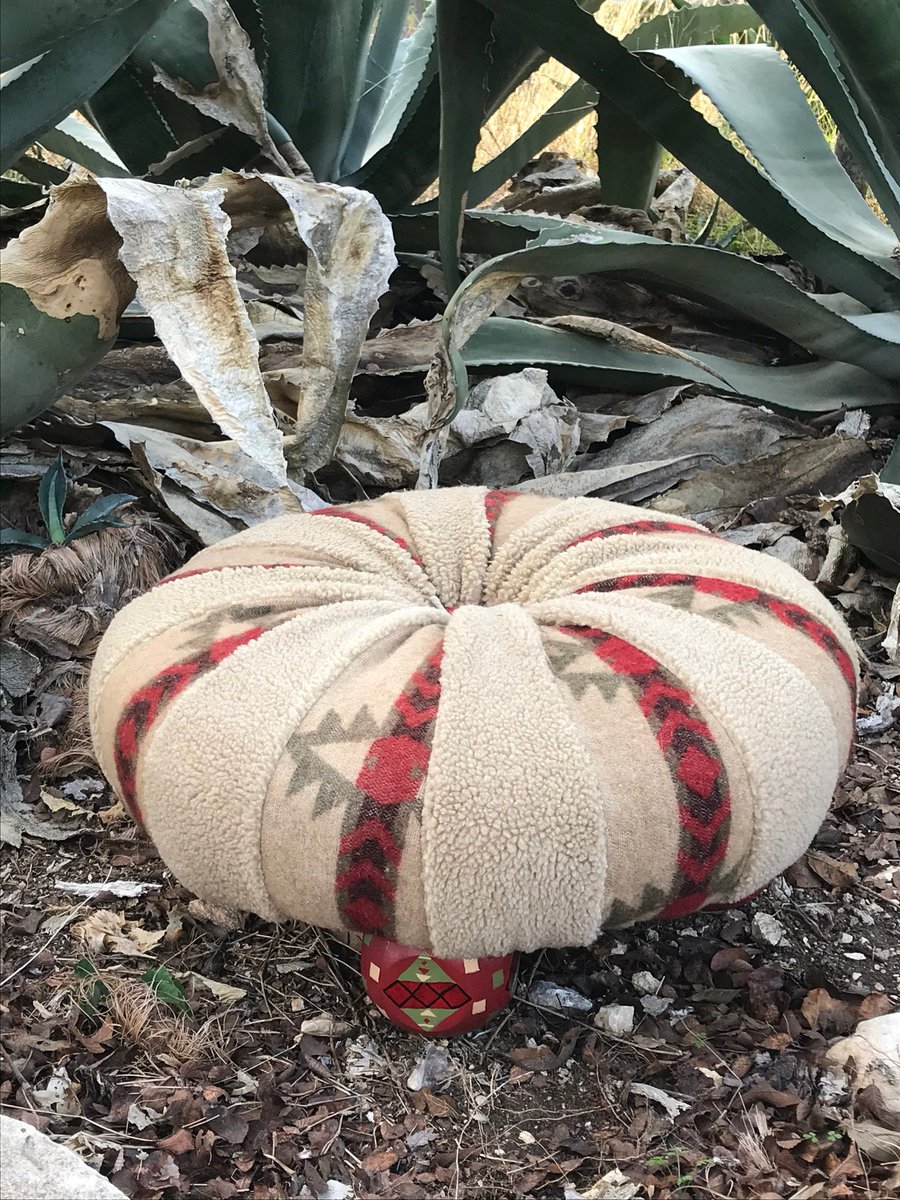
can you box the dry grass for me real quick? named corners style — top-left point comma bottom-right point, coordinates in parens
top-left (71, 969), bottom-right (226, 1070)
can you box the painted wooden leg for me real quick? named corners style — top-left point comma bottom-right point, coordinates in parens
top-left (361, 935), bottom-right (516, 1036)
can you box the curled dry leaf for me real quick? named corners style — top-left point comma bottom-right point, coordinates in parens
top-left (0, 173), bottom-right (134, 341)
top-left (154, 0), bottom-right (298, 177)
top-left (103, 421), bottom-right (324, 545)
top-left (213, 171), bottom-right (396, 474)
top-left (191, 973), bottom-right (247, 1005)
top-left (95, 176), bottom-right (288, 487)
top-left (72, 908), bottom-right (166, 957)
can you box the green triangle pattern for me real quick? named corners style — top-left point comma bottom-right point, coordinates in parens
top-left (398, 954), bottom-right (454, 983)
top-left (403, 1006), bottom-right (455, 1031)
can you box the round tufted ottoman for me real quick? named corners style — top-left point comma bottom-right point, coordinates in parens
top-left (90, 488), bottom-right (856, 1027)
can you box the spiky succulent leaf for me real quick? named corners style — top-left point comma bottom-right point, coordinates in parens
top-left (38, 452), bottom-right (69, 545)
top-left (0, 0), bottom-right (175, 172)
top-left (0, 0), bottom-right (144, 72)
top-left (461, 317), bottom-right (899, 412)
top-left (436, 0), bottom-right (495, 291)
top-left (656, 44), bottom-right (895, 263)
top-left (65, 494), bottom-right (137, 543)
top-left (0, 529), bottom-right (50, 551)
top-left (750, 0), bottom-right (900, 234)
top-left (472, 0), bottom-right (900, 310)
top-left (0, 284), bottom-right (118, 439)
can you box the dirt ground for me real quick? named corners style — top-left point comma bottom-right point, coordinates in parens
top-left (1, 579), bottom-right (898, 1200)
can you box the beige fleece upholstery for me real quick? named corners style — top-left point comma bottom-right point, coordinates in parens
top-left (90, 488), bottom-right (857, 957)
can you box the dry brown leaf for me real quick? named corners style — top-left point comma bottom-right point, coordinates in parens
top-left (191, 973), bottom-right (247, 1005)
top-left (805, 850), bottom-right (859, 890)
top-left (801, 988), bottom-right (857, 1034)
top-left (72, 908), bottom-right (165, 957)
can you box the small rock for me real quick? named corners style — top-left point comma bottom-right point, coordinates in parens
top-left (518, 1130), bottom-right (536, 1144)
top-left (528, 980), bottom-right (592, 1012)
top-left (631, 970), bottom-right (663, 996)
top-left (0, 1116), bottom-right (128, 1199)
top-left (594, 1004), bottom-right (635, 1036)
top-left (640, 995), bottom-right (673, 1017)
top-left (827, 1013), bottom-right (900, 1120)
top-left (751, 913), bottom-right (787, 947)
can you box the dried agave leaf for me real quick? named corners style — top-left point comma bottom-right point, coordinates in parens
top-left (154, 0), bottom-right (297, 176)
top-left (103, 421), bottom-right (324, 545)
top-left (211, 170), bottom-right (396, 473)
top-left (535, 314), bottom-right (732, 388)
top-left (0, 173), bottom-right (133, 340)
top-left (262, 175), bottom-right (396, 473)
top-left (96, 176), bottom-right (288, 486)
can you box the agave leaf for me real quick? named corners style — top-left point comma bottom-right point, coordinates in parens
top-left (213, 172), bottom-right (396, 472)
top-left (623, 2), bottom-right (761, 52)
top-left (396, 211), bottom-right (900, 379)
top-left (0, 0), bottom-right (175, 172)
top-left (436, 0), bottom-right (496, 292)
top-left (0, 284), bottom-right (120, 437)
top-left (352, 3), bottom-right (545, 209)
top-left (0, 170), bottom-right (135, 436)
top-left (151, 0), bottom-right (297, 175)
top-left (474, 0), bottom-right (900, 310)
top-left (595, 98), bottom-right (663, 211)
top-left (353, 2), bottom-right (438, 169)
top-left (0, 0), bottom-right (144, 72)
top-left (425, 227), bottom-right (899, 427)
top-left (254, 0), bottom-right (366, 179)
top-left (750, 0), bottom-right (900, 234)
top-left (86, 0), bottom-right (269, 178)
top-left (0, 529), bottom-right (50, 551)
top-left (65, 493), bottom-right (137, 543)
top-left (462, 317), bottom-right (900, 413)
top-left (0, 179), bottom-right (45, 210)
top-left (655, 44), bottom-right (896, 262)
top-left (339, 0), bottom-right (411, 176)
top-left (38, 116), bottom-right (129, 177)
top-left (883, 437), bottom-right (900, 486)
top-left (11, 155), bottom-right (68, 186)
top-left (798, 0), bottom-right (900, 196)
top-left (594, 0), bottom-right (762, 209)
top-left (95, 174), bottom-right (287, 483)
top-left (38, 452), bottom-right (69, 545)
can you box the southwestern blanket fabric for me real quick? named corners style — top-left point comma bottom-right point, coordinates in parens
top-left (90, 488), bottom-right (856, 958)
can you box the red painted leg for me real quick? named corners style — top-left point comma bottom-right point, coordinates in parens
top-left (361, 935), bottom-right (516, 1036)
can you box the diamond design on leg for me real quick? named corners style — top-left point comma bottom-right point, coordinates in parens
top-left (385, 978), bottom-right (471, 1010)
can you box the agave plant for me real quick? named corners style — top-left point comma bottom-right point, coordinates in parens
top-left (2, 1), bottom-right (761, 201)
top-left (0, 0), bottom-right (897, 444)
top-left (0, 452), bottom-right (136, 551)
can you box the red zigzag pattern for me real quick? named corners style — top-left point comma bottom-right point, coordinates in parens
top-left (559, 625), bottom-right (731, 918)
top-left (578, 572), bottom-right (856, 702)
top-left (113, 627), bottom-right (264, 826)
top-left (335, 644), bottom-right (444, 936)
top-left (313, 505), bottom-right (426, 569)
top-left (484, 489), bottom-right (519, 547)
top-left (566, 519), bottom-right (716, 549)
